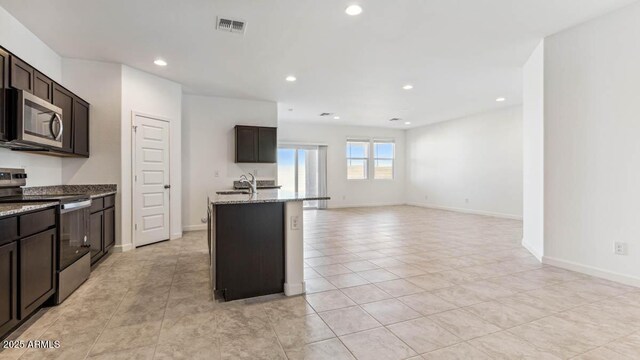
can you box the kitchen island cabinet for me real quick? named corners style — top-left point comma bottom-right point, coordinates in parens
top-left (208, 190), bottom-right (329, 301)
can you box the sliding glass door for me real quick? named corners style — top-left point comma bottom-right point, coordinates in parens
top-left (278, 145), bottom-right (326, 209)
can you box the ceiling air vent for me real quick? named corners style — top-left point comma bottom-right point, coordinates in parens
top-left (389, 117), bottom-right (402, 122)
top-left (217, 17), bottom-right (246, 35)
top-left (319, 113), bottom-right (334, 117)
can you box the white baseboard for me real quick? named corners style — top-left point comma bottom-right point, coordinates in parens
top-left (329, 202), bottom-right (405, 209)
top-left (406, 202), bottom-right (523, 220)
top-left (113, 243), bottom-right (134, 253)
top-left (542, 255), bottom-right (640, 288)
top-left (183, 224), bottom-right (207, 232)
top-left (521, 239), bottom-right (543, 262)
top-left (284, 281), bottom-right (306, 296)
top-left (171, 232), bottom-right (183, 240)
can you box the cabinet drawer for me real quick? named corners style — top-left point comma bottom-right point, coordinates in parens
top-left (104, 195), bottom-right (115, 208)
top-left (0, 217), bottom-right (18, 246)
top-left (90, 197), bottom-right (104, 213)
top-left (19, 209), bottom-right (55, 238)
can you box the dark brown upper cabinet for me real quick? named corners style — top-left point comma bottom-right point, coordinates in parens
top-left (73, 97), bottom-right (90, 157)
top-left (235, 125), bottom-right (277, 163)
top-left (0, 48), bottom-right (8, 142)
top-left (1, 47), bottom-right (91, 157)
top-left (33, 70), bottom-right (53, 103)
top-left (52, 83), bottom-right (74, 153)
top-left (258, 127), bottom-right (277, 163)
top-left (9, 56), bottom-right (34, 93)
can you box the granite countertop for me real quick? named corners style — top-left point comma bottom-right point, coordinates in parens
top-left (0, 202), bottom-right (58, 218)
top-left (210, 189), bottom-right (330, 205)
top-left (86, 191), bottom-right (117, 199)
top-left (24, 185), bottom-right (117, 199)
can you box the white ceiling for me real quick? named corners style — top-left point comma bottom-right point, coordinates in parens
top-left (0, 0), bottom-right (636, 128)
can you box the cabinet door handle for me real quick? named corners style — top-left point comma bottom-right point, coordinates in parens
top-left (164, 185), bottom-right (171, 189)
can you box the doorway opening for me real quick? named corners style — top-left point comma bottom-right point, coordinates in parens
top-left (278, 145), bottom-right (327, 209)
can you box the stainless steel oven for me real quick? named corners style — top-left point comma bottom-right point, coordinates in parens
top-left (12, 89), bottom-right (64, 149)
top-left (56, 198), bottom-right (92, 304)
top-left (59, 199), bottom-right (91, 270)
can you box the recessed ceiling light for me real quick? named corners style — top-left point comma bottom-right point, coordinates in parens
top-left (496, 97), bottom-right (506, 102)
top-left (286, 75), bottom-right (297, 82)
top-left (154, 58), bottom-right (167, 66)
top-left (334, 116), bottom-right (340, 120)
top-left (345, 4), bottom-right (363, 16)
top-left (403, 84), bottom-right (414, 90)
top-left (405, 122), bottom-right (411, 125)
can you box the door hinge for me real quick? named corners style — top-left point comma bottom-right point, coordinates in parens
top-left (135, 224), bottom-right (138, 230)
top-left (135, 175), bottom-right (137, 182)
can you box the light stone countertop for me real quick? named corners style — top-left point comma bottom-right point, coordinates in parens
top-left (0, 202), bottom-right (58, 218)
top-left (210, 189), bottom-right (330, 205)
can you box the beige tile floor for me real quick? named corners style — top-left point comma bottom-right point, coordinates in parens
top-left (2, 205), bottom-right (640, 359)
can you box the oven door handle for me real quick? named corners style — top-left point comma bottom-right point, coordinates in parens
top-left (60, 200), bottom-right (92, 213)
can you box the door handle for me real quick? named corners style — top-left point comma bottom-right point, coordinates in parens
top-left (50, 113), bottom-right (64, 140)
top-left (164, 185), bottom-right (171, 189)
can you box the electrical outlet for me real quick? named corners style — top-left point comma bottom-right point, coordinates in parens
top-left (615, 242), bottom-right (628, 255)
top-left (290, 215), bottom-right (300, 230)
top-left (465, 198), bottom-right (469, 203)
top-left (214, 170), bottom-right (220, 178)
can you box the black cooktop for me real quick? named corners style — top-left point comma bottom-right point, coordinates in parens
top-left (0, 194), bottom-right (90, 204)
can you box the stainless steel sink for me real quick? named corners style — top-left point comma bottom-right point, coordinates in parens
top-left (216, 190), bottom-right (250, 195)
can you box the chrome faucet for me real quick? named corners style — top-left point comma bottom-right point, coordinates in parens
top-left (239, 173), bottom-right (258, 194)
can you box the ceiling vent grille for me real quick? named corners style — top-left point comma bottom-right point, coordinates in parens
top-left (389, 117), bottom-right (402, 122)
top-left (217, 17), bottom-right (246, 34)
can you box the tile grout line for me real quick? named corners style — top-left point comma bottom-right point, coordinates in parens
top-left (151, 258), bottom-right (179, 359)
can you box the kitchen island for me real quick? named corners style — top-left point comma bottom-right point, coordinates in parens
top-left (208, 190), bottom-right (329, 301)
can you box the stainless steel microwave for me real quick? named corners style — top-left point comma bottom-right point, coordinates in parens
top-left (12, 89), bottom-right (64, 149)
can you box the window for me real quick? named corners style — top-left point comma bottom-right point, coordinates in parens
top-left (374, 141), bottom-right (395, 179)
top-left (346, 140), bottom-right (369, 179)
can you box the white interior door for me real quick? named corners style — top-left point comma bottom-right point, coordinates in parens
top-left (134, 114), bottom-right (170, 247)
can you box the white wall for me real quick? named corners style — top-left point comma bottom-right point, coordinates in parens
top-left (278, 122), bottom-right (406, 209)
top-left (522, 41), bottom-right (545, 260)
top-left (121, 66), bottom-right (182, 249)
top-left (61, 59), bottom-right (122, 186)
top-left (181, 95), bottom-right (278, 230)
top-left (0, 6), bottom-right (62, 185)
top-left (542, 2), bottom-right (640, 285)
top-left (406, 107), bottom-right (523, 219)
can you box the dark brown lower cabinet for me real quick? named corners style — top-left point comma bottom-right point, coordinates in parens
top-left (89, 211), bottom-right (104, 262)
top-left (216, 202), bottom-right (284, 301)
top-left (89, 195), bottom-right (116, 264)
top-left (0, 242), bottom-right (18, 337)
top-left (104, 207), bottom-right (115, 250)
top-left (19, 229), bottom-right (56, 318)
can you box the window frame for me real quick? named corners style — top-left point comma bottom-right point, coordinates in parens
top-left (345, 138), bottom-right (396, 181)
top-left (373, 140), bottom-right (395, 180)
top-left (346, 139), bottom-right (370, 180)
